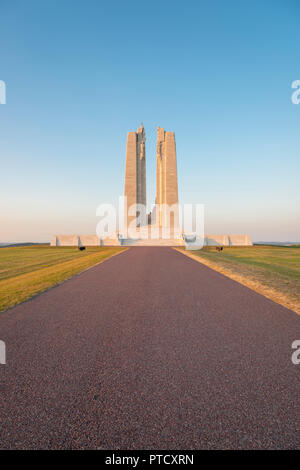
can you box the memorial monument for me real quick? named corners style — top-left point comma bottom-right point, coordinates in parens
top-left (51, 124), bottom-right (252, 247)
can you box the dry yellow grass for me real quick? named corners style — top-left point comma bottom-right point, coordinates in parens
top-left (0, 245), bottom-right (127, 312)
top-left (175, 246), bottom-right (300, 314)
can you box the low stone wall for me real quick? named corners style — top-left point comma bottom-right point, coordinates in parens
top-left (51, 234), bottom-right (120, 247)
top-left (228, 234), bottom-right (252, 246)
top-left (100, 237), bottom-right (121, 246)
top-left (50, 235), bottom-right (79, 246)
top-left (205, 235), bottom-right (229, 246)
top-left (79, 235), bottom-right (100, 246)
top-left (204, 234), bottom-right (252, 246)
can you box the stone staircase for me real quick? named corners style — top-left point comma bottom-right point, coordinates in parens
top-left (119, 225), bottom-right (185, 246)
top-left (120, 238), bottom-right (185, 246)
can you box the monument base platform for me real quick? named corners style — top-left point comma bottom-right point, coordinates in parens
top-left (51, 233), bottom-right (252, 247)
top-left (120, 238), bottom-right (185, 246)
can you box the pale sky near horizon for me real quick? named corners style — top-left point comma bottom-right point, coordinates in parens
top-left (1, 0), bottom-right (300, 242)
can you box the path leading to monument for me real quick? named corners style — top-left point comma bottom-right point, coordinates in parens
top-left (0, 247), bottom-right (299, 449)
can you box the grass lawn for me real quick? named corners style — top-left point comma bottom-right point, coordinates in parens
top-left (0, 245), bottom-right (127, 312)
top-left (176, 245), bottom-right (300, 314)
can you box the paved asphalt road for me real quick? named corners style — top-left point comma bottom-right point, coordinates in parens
top-left (0, 247), bottom-right (299, 449)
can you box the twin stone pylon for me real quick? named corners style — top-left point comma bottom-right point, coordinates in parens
top-left (124, 123), bottom-right (147, 228)
top-left (155, 127), bottom-right (179, 232)
top-left (124, 124), bottom-right (179, 236)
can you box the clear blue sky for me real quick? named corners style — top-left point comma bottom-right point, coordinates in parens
top-left (1, 0), bottom-right (299, 242)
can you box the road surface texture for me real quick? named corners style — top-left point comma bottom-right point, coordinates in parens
top-left (0, 247), bottom-right (299, 449)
